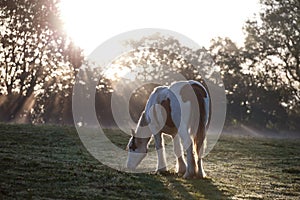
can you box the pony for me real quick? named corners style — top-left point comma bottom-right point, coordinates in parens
top-left (126, 80), bottom-right (211, 179)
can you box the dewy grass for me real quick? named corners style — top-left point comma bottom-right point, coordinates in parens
top-left (0, 123), bottom-right (299, 199)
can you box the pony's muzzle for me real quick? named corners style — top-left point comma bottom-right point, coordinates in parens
top-left (127, 152), bottom-right (147, 170)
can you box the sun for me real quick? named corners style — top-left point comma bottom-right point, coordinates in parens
top-left (59, 0), bottom-right (107, 54)
top-left (59, 1), bottom-right (87, 46)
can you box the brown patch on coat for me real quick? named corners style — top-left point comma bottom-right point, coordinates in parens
top-left (160, 98), bottom-right (176, 128)
top-left (180, 83), bottom-right (210, 156)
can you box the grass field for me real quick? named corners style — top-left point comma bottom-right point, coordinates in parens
top-left (0, 124), bottom-right (299, 199)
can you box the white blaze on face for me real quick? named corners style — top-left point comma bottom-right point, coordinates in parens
top-left (126, 134), bottom-right (149, 170)
top-left (127, 151), bottom-right (147, 170)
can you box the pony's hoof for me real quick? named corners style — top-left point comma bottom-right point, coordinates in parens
top-left (197, 170), bottom-right (207, 179)
top-left (156, 167), bottom-right (167, 173)
top-left (196, 173), bottom-right (207, 179)
top-left (183, 172), bottom-right (195, 179)
top-left (177, 165), bottom-right (186, 175)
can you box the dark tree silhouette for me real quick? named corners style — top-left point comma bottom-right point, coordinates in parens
top-left (209, 0), bottom-right (300, 130)
top-left (0, 0), bottom-right (83, 123)
top-left (244, 0), bottom-right (300, 101)
top-left (243, 0), bottom-right (299, 129)
top-left (210, 38), bottom-right (291, 130)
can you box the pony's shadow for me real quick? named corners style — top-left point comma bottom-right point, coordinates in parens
top-left (156, 171), bottom-right (230, 200)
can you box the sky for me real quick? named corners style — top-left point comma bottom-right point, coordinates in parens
top-left (59, 0), bottom-right (260, 55)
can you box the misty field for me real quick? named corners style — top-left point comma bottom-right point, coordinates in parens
top-left (0, 124), bottom-right (299, 199)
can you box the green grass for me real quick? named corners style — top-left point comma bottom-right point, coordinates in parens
top-left (0, 124), bottom-right (299, 199)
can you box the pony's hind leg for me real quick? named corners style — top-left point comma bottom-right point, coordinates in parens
top-left (173, 135), bottom-right (186, 174)
top-left (183, 142), bottom-right (197, 179)
top-left (195, 124), bottom-right (207, 178)
top-left (197, 157), bottom-right (206, 178)
top-left (178, 126), bottom-right (197, 179)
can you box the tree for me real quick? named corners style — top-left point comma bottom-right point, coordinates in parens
top-left (0, 0), bottom-right (83, 122)
top-left (210, 37), bottom-right (293, 130)
top-left (209, 0), bottom-right (300, 130)
top-left (209, 38), bottom-right (250, 125)
top-left (244, 0), bottom-right (300, 103)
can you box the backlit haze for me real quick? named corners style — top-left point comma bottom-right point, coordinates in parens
top-left (59, 0), bottom-right (260, 55)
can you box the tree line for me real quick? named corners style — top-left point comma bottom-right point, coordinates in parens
top-left (0, 0), bottom-right (299, 131)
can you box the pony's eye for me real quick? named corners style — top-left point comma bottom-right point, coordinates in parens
top-left (129, 144), bottom-right (136, 151)
top-left (129, 138), bottom-right (137, 151)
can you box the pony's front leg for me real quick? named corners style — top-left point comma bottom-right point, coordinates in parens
top-left (154, 132), bottom-right (167, 172)
top-left (173, 135), bottom-right (186, 174)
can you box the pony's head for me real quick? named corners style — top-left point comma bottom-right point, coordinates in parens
top-left (127, 126), bottom-right (151, 169)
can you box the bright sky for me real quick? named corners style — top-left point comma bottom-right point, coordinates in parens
top-left (59, 0), bottom-right (260, 55)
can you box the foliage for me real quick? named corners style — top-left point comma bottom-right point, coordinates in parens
top-left (244, 0), bottom-right (299, 103)
top-left (210, 38), bottom-right (291, 130)
top-left (0, 0), bottom-right (83, 123)
top-left (209, 0), bottom-right (300, 130)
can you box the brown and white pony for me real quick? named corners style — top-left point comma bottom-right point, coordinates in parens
top-left (127, 80), bottom-right (211, 179)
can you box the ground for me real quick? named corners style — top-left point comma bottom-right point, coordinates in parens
top-left (0, 124), bottom-right (299, 199)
